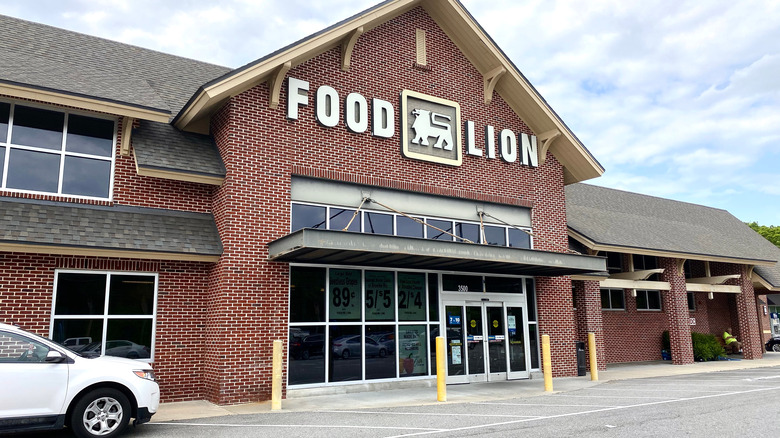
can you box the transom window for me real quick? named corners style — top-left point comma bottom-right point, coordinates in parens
top-left (0, 101), bottom-right (116, 199)
top-left (636, 290), bottom-right (662, 311)
top-left (51, 271), bottom-right (157, 360)
top-left (291, 202), bottom-right (532, 249)
top-left (600, 288), bottom-right (625, 310)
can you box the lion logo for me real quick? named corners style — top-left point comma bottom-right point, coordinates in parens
top-left (410, 108), bottom-right (453, 150)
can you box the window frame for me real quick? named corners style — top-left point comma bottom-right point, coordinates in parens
top-left (600, 288), bottom-right (625, 311)
top-left (687, 292), bottom-right (696, 312)
top-left (290, 201), bottom-right (534, 249)
top-left (635, 289), bottom-right (662, 311)
top-left (0, 99), bottom-right (117, 201)
top-left (50, 269), bottom-right (158, 361)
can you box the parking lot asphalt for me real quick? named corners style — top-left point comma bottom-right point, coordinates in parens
top-left (152, 352), bottom-right (780, 422)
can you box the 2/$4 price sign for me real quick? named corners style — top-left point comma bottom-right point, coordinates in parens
top-left (330, 270), bottom-right (426, 321)
top-left (286, 77), bottom-right (541, 168)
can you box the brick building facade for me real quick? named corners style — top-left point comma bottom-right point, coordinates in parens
top-left (1, 0), bottom-right (778, 408)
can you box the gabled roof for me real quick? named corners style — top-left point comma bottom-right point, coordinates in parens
top-left (173, 0), bottom-right (603, 184)
top-left (0, 197), bottom-right (222, 261)
top-left (754, 244), bottom-right (780, 291)
top-left (0, 14), bottom-right (230, 122)
top-left (566, 183), bottom-right (779, 267)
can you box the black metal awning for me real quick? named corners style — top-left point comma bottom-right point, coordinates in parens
top-left (268, 229), bottom-right (606, 277)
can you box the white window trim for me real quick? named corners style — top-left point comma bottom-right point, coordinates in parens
top-left (601, 288), bottom-right (625, 311)
top-left (50, 269), bottom-right (158, 361)
top-left (0, 99), bottom-right (117, 201)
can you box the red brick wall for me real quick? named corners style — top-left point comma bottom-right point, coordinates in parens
top-left (205, 7), bottom-right (573, 403)
top-left (0, 252), bottom-right (211, 402)
top-left (573, 280), bottom-right (606, 370)
top-left (601, 290), bottom-right (669, 363)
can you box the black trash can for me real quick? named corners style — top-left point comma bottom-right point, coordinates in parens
top-left (575, 341), bottom-right (587, 376)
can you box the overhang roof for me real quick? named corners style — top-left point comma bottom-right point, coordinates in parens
top-left (0, 197), bottom-right (222, 262)
top-left (566, 183), bottom-right (779, 267)
top-left (754, 243), bottom-right (780, 292)
top-left (132, 121), bottom-right (226, 185)
top-left (173, 0), bottom-right (603, 184)
top-left (268, 228), bottom-right (606, 276)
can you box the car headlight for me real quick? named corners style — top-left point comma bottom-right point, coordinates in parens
top-left (133, 369), bottom-right (157, 382)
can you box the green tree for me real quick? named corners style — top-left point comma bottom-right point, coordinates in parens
top-left (747, 222), bottom-right (780, 248)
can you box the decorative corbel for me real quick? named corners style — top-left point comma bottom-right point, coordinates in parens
top-left (747, 265), bottom-right (755, 279)
top-left (483, 66), bottom-right (506, 105)
top-left (536, 129), bottom-right (561, 166)
top-left (120, 117), bottom-right (134, 157)
top-left (676, 259), bottom-right (686, 276)
top-left (341, 26), bottom-right (364, 71)
top-left (268, 61), bottom-right (292, 109)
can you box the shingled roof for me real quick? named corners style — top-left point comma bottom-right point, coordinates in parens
top-left (566, 184), bottom-right (780, 267)
top-left (0, 14), bottom-right (231, 120)
top-left (0, 197), bottom-right (222, 261)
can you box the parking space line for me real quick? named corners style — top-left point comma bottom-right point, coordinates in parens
top-left (586, 388), bottom-right (728, 393)
top-left (152, 422), bottom-right (445, 432)
top-left (318, 410), bottom-right (542, 419)
top-left (386, 385), bottom-right (780, 437)
top-left (474, 402), bottom-right (619, 408)
top-left (550, 394), bottom-right (676, 399)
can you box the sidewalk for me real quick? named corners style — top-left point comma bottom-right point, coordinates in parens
top-left (152, 352), bottom-right (780, 422)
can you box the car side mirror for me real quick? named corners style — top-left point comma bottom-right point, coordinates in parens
top-left (45, 350), bottom-right (67, 363)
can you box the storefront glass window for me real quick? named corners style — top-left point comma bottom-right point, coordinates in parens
top-left (329, 208), bottom-right (360, 232)
top-left (398, 325), bottom-right (427, 377)
top-left (364, 212), bottom-right (393, 235)
top-left (508, 228), bottom-right (531, 249)
top-left (398, 272), bottom-right (426, 321)
top-left (329, 325), bottom-right (362, 381)
top-left (485, 276), bottom-right (524, 293)
top-left (365, 325), bottom-right (396, 380)
top-left (427, 274), bottom-right (439, 321)
top-left (442, 274), bottom-right (483, 293)
top-left (365, 271), bottom-right (394, 321)
top-left (52, 271), bottom-right (155, 360)
top-left (329, 269), bottom-right (362, 321)
top-left (426, 219), bottom-right (453, 240)
top-left (290, 266), bottom-right (326, 322)
top-left (288, 325), bottom-right (325, 385)
top-left (455, 222), bottom-right (479, 243)
top-left (397, 215), bottom-right (424, 238)
top-left (483, 225), bottom-right (506, 246)
top-left (291, 204), bottom-right (326, 231)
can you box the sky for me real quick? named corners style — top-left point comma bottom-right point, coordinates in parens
top-left (3, 0), bottom-right (780, 225)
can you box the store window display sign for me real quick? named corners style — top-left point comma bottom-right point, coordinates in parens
top-left (286, 77), bottom-right (539, 168)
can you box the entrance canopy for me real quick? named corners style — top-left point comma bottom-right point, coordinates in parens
top-left (268, 228), bottom-right (606, 277)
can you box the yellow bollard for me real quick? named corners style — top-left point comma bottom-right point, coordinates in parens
top-left (436, 336), bottom-right (446, 402)
top-left (271, 339), bottom-right (282, 410)
top-left (542, 334), bottom-right (552, 392)
top-left (588, 332), bottom-right (598, 381)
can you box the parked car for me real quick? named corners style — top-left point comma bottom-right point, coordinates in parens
top-left (332, 335), bottom-right (390, 359)
top-left (0, 323), bottom-right (159, 437)
top-left (290, 334), bottom-right (324, 360)
top-left (766, 337), bottom-right (780, 352)
top-left (77, 340), bottom-right (151, 359)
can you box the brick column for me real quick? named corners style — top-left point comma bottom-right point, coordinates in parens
top-left (536, 276), bottom-right (578, 377)
top-left (660, 257), bottom-right (694, 364)
top-left (573, 279), bottom-right (606, 371)
top-left (735, 266), bottom-right (762, 359)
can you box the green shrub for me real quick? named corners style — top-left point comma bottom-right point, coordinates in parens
top-left (661, 330), bottom-right (725, 361)
top-left (691, 332), bottom-right (725, 361)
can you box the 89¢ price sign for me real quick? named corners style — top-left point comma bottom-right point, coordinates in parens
top-left (329, 269), bottom-right (361, 321)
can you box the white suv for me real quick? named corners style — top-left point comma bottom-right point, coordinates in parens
top-left (0, 323), bottom-right (160, 437)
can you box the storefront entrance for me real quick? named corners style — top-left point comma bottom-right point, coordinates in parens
top-left (443, 299), bottom-right (529, 383)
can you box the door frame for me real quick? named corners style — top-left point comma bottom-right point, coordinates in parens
top-left (440, 292), bottom-right (530, 383)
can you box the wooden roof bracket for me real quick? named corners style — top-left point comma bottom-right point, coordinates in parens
top-left (536, 129), bottom-right (561, 166)
top-left (483, 66), bottom-right (506, 105)
top-left (341, 26), bottom-right (364, 71)
top-left (268, 61), bottom-right (292, 109)
top-left (120, 117), bottom-right (134, 157)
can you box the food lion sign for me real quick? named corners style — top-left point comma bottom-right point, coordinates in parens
top-left (286, 77), bottom-right (539, 168)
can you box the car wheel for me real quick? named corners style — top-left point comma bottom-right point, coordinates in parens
top-left (301, 350), bottom-right (310, 360)
top-left (379, 348), bottom-right (387, 358)
top-left (70, 388), bottom-right (131, 438)
top-left (342, 349), bottom-right (350, 360)
top-left (773, 343), bottom-right (780, 353)
top-left (127, 351), bottom-right (139, 359)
